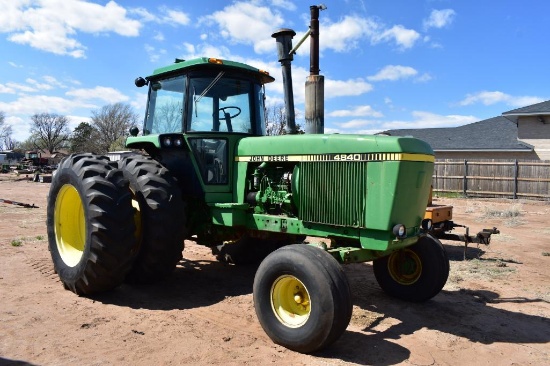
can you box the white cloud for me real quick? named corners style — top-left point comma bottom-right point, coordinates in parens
top-left (26, 78), bottom-right (53, 91)
top-left (325, 78), bottom-right (373, 98)
top-left (160, 7), bottom-right (191, 26)
top-left (43, 76), bottom-right (68, 89)
top-left (0, 94), bottom-right (96, 115)
top-left (0, 84), bottom-right (16, 94)
top-left (6, 82), bottom-right (37, 93)
top-left (153, 31), bottom-right (165, 42)
top-left (320, 16), bottom-right (378, 52)
top-left (327, 110), bottom-right (478, 134)
top-left (328, 105), bottom-right (383, 118)
top-left (373, 25), bottom-right (420, 49)
top-left (368, 65), bottom-right (418, 82)
top-left (334, 119), bottom-right (376, 129)
top-left (271, 0), bottom-right (297, 11)
top-left (1, 0), bottom-right (142, 57)
top-left (459, 91), bottom-right (545, 107)
top-left (204, 2), bottom-right (284, 54)
top-left (8, 61), bottom-right (23, 68)
top-left (383, 111), bottom-right (477, 129)
top-left (66, 86), bottom-right (129, 103)
top-left (144, 44), bottom-right (167, 63)
top-left (423, 9), bottom-right (456, 30)
top-left (320, 16), bottom-right (420, 52)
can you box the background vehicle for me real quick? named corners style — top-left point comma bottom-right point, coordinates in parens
top-left (47, 57), bottom-right (447, 353)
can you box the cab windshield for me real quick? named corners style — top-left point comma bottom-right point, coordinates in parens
top-left (143, 71), bottom-right (266, 135)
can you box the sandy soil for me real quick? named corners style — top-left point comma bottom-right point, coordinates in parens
top-left (0, 174), bottom-right (549, 365)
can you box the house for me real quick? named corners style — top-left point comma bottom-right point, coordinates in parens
top-left (383, 100), bottom-right (550, 160)
top-left (502, 100), bottom-right (550, 160)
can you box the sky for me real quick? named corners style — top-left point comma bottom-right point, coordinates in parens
top-left (1, 0), bottom-right (549, 143)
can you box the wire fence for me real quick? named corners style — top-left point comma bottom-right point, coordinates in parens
top-left (432, 159), bottom-right (550, 200)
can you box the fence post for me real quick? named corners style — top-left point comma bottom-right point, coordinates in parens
top-left (463, 159), bottom-right (468, 197)
top-left (513, 159), bottom-right (519, 199)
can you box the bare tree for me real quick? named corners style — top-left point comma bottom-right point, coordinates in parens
top-left (265, 104), bottom-right (303, 135)
top-left (0, 111), bottom-right (14, 150)
top-left (29, 113), bottom-right (70, 153)
top-left (91, 103), bottom-right (138, 153)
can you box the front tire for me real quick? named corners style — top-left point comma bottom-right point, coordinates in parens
top-left (118, 155), bottom-right (186, 283)
top-left (47, 154), bottom-right (136, 295)
top-left (373, 235), bottom-right (449, 302)
top-left (253, 245), bottom-right (352, 353)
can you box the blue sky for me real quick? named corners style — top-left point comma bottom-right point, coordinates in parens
top-left (1, 0), bottom-right (549, 142)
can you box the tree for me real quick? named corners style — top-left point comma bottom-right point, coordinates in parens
top-left (0, 111), bottom-right (14, 150)
top-left (265, 104), bottom-right (303, 136)
top-left (29, 113), bottom-right (70, 153)
top-left (91, 103), bottom-right (138, 153)
top-left (69, 122), bottom-right (97, 153)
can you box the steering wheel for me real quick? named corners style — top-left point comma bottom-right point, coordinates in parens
top-left (218, 106), bottom-right (241, 119)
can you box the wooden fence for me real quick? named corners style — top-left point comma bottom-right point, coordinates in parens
top-left (432, 159), bottom-right (550, 200)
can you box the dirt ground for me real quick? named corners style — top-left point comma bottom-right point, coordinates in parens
top-left (1, 174), bottom-right (549, 366)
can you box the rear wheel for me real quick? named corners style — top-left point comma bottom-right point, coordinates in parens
top-left (118, 155), bottom-right (186, 283)
top-left (253, 245), bottom-right (352, 353)
top-left (47, 154), bottom-right (136, 295)
top-left (373, 235), bottom-right (449, 302)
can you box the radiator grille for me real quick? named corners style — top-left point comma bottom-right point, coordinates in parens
top-left (297, 161), bottom-right (368, 227)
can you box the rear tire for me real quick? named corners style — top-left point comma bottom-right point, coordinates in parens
top-left (373, 235), bottom-right (449, 302)
top-left (118, 155), bottom-right (186, 283)
top-left (47, 154), bottom-right (136, 295)
top-left (253, 245), bottom-right (352, 353)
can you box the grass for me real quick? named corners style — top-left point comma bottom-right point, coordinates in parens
top-left (481, 204), bottom-right (524, 227)
top-left (542, 252), bottom-right (550, 257)
top-left (11, 239), bottom-right (22, 247)
top-left (36, 235), bottom-right (44, 240)
top-left (446, 257), bottom-right (518, 290)
top-left (482, 204), bottom-right (522, 219)
top-left (434, 191), bottom-right (466, 199)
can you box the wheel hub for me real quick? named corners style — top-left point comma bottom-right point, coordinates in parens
top-left (270, 275), bottom-right (311, 328)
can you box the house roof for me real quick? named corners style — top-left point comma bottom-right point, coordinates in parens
top-left (383, 116), bottom-right (532, 152)
top-left (502, 100), bottom-right (550, 115)
top-left (502, 100), bottom-right (550, 124)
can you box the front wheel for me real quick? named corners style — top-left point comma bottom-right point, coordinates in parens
top-left (373, 235), bottom-right (449, 302)
top-left (253, 245), bottom-right (352, 353)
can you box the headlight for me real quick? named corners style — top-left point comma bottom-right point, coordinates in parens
top-left (174, 138), bottom-right (183, 147)
top-left (163, 137), bottom-right (172, 147)
top-left (392, 224), bottom-right (407, 239)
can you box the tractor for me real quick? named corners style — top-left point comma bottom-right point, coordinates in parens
top-left (47, 57), bottom-right (448, 353)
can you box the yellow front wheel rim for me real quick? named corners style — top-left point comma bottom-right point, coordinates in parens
top-left (54, 185), bottom-right (86, 267)
top-left (271, 275), bottom-right (311, 328)
top-left (387, 249), bottom-right (422, 285)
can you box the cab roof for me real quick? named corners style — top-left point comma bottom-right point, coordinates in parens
top-left (148, 57), bottom-right (275, 85)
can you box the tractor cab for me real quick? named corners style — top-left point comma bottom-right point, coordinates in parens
top-left (128, 58), bottom-right (274, 189)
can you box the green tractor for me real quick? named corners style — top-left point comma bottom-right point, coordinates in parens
top-left (47, 57), bottom-right (448, 353)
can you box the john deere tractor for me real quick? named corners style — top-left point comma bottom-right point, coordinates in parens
top-left (47, 57), bottom-right (448, 353)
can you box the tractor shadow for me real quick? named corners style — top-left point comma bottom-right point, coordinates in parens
top-left (91, 257), bottom-right (258, 311)
top-left (315, 263), bottom-right (550, 365)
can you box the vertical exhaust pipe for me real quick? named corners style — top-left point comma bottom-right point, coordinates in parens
top-left (305, 4), bottom-right (326, 134)
top-left (272, 28), bottom-right (297, 134)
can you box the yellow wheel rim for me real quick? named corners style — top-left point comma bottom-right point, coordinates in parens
top-left (271, 275), bottom-right (311, 328)
top-left (387, 249), bottom-right (422, 285)
top-left (54, 185), bottom-right (86, 267)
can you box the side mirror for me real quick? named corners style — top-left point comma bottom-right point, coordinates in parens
top-left (129, 126), bottom-right (139, 136)
top-left (135, 77), bottom-right (148, 87)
